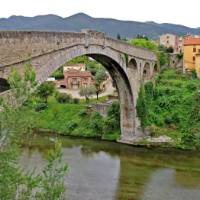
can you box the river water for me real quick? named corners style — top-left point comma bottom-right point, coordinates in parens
top-left (20, 134), bottom-right (200, 200)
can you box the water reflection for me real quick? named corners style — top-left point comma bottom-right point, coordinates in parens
top-left (141, 169), bottom-right (200, 200)
top-left (20, 134), bottom-right (200, 200)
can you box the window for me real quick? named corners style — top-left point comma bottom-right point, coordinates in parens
top-left (193, 56), bottom-right (196, 62)
top-left (198, 49), bottom-right (200, 53)
top-left (193, 47), bottom-right (196, 52)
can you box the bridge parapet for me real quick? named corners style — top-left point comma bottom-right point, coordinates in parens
top-left (0, 30), bottom-right (157, 69)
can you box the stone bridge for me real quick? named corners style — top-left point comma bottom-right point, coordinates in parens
top-left (0, 29), bottom-right (157, 142)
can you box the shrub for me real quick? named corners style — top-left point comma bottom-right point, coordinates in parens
top-left (78, 109), bottom-right (88, 117)
top-left (107, 102), bottom-right (120, 121)
top-left (186, 83), bottom-right (197, 92)
top-left (171, 112), bottom-right (180, 124)
top-left (164, 116), bottom-right (173, 125)
top-left (191, 70), bottom-right (197, 79)
top-left (180, 132), bottom-right (196, 149)
top-left (89, 112), bottom-right (103, 135)
top-left (35, 102), bottom-right (48, 112)
top-left (66, 121), bottom-right (78, 131)
top-left (73, 98), bottom-right (80, 104)
top-left (104, 117), bottom-right (119, 132)
top-left (136, 86), bottom-right (148, 128)
top-left (56, 93), bottom-right (72, 103)
top-left (144, 81), bottom-right (154, 100)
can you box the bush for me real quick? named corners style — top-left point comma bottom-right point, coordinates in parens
top-left (56, 93), bottom-right (72, 103)
top-left (104, 117), bottom-right (119, 132)
top-left (89, 112), bottom-right (104, 135)
top-left (191, 70), bottom-right (197, 79)
top-left (164, 116), bottom-right (173, 125)
top-left (171, 112), bottom-right (180, 124)
top-left (73, 98), bottom-right (80, 104)
top-left (78, 109), bottom-right (88, 117)
top-left (186, 83), bottom-right (197, 92)
top-left (35, 102), bottom-right (48, 112)
top-left (107, 101), bottom-right (120, 120)
top-left (180, 132), bottom-right (196, 149)
top-left (136, 86), bottom-right (148, 127)
top-left (144, 81), bottom-right (154, 100)
top-left (66, 121), bottom-right (78, 131)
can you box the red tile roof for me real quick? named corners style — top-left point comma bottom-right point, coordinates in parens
top-left (64, 70), bottom-right (92, 78)
top-left (184, 37), bottom-right (200, 45)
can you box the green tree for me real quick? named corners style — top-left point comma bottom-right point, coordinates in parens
top-left (79, 85), bottom-right (96, 102)
top-left (136, 85), bottom-right (148, 128)
top-left (95, 69), bottom-right (107, 100)
top-left (0, 64), bottom-right (68, 200)
top-left (37, 81), bottom-right (55, 103)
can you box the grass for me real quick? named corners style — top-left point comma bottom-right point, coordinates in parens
top-left (21, 96), bottom-right (120, 141)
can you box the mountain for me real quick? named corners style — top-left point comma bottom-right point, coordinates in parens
top-left (0, 13), bottom-right (199, 39)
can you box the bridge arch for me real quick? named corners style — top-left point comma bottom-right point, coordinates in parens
top-left (29, 45), bottom-right (137, 140)
top-left (0, 30), bottom-right (158, 142)
top-left (0, 78), bottom-right (10, 92)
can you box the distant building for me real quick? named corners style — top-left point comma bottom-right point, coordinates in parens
top-left (183, 36), bottom-right (200, 76)
top-left (63, 63), bottom-right (86, 72)
top-left (160, 33), bottom-right (181, 53)
top-left (177, 37), bottom-right (183, 53)
top-left (47, 77), bottom-right (56, 82)
top-left (56, 64), bottom-right (94, 89)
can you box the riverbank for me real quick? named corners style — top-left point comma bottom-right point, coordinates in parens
top-left (16, 68), bottom-right (200, 150)
top-left (21, 96), bottom-right (120, 141)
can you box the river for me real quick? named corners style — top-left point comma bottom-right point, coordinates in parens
top-left (20, 134), bottom-right (200, 200)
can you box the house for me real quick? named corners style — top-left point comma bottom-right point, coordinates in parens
top-left (160, 33), bottom-right (182, 53)
top-left (183, 36), bottom-right (200, 77)
top-left (56, 64), bottom-right (94, 89)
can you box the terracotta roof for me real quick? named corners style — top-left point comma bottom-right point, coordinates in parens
top-left (64, 70), bottom-right (92, 78)
top-left (184, 37), bottom-right (200, 45)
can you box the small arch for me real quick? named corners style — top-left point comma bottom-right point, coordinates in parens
top-left (154, 64), bottom-right (158, 74)
top-left (127, 58), bottom-right (138, 83)
top-left (128, 58), bottom-right (138, 73)
top-left (143, 62), bottom-right (151, 81)
top-left (0, 78), bottom-right (10, 92)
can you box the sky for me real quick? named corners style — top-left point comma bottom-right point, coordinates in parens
top-left (0, 0), bottom-right (199, 28)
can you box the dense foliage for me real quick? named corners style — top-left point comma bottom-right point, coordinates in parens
top-left (37, 81), bottom-right (56, 103)
top-left (0, 65), bottom-right (68, 199)
top-left (20, 96), bottom-right (121, 141)
top-left (136, 68), bottom-right (200, 149)
top-left (129, 37), bottom-right (169, 67)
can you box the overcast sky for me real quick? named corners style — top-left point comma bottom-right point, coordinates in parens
top-left (0, 0), bottom-right (199, 28)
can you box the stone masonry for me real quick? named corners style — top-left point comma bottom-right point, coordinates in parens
top-left (0, 29), bottom-right (158, 143)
